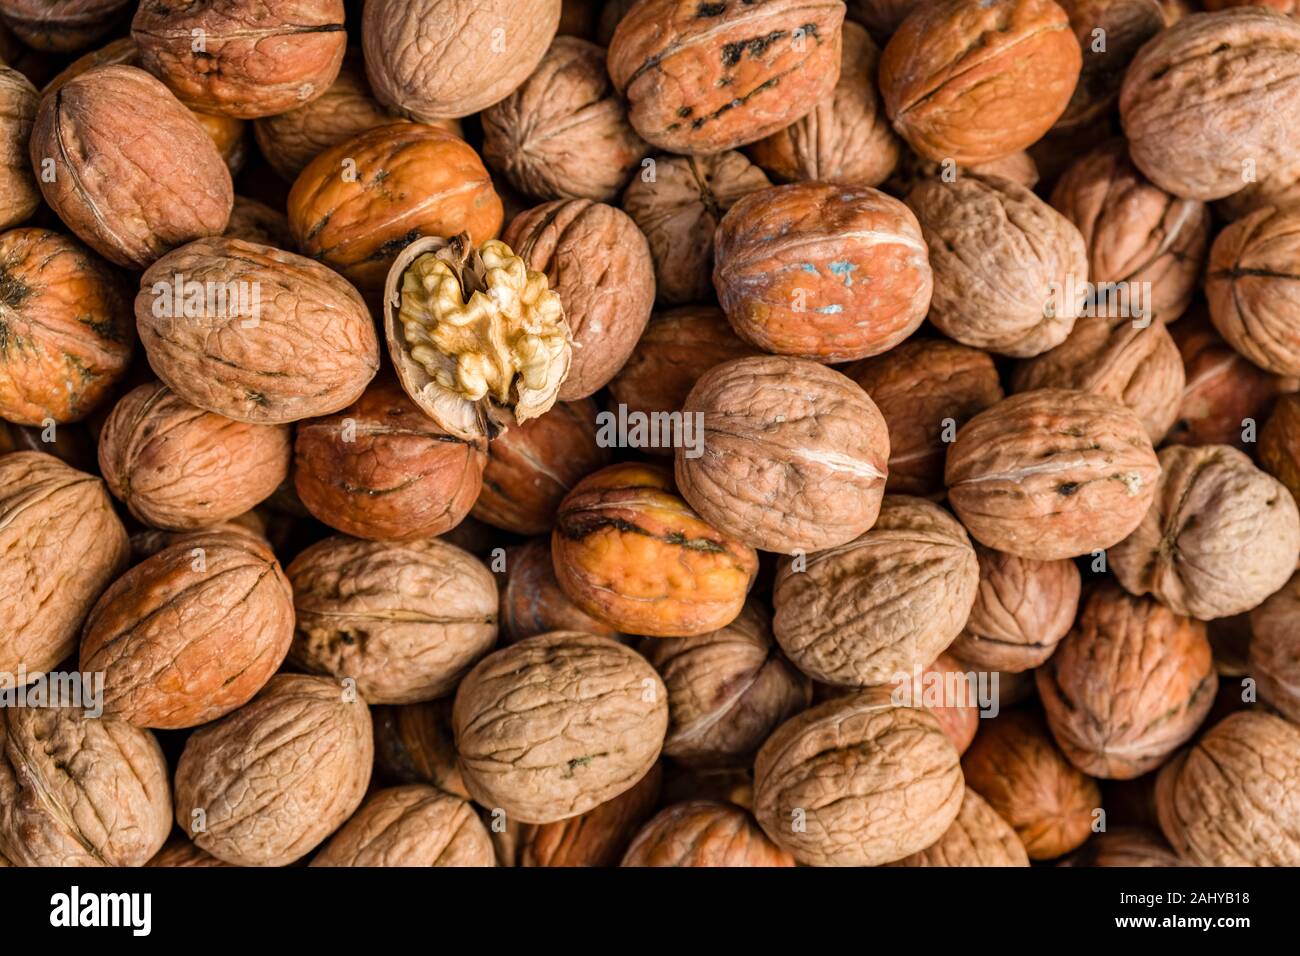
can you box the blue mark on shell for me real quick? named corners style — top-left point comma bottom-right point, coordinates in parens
top-left (828, 261), bottom-right (857, 287)
top-left (816, 305), bottom-right (843, 314)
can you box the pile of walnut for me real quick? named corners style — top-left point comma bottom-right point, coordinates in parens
top-left (3, 0), bottom-right (1300, 869)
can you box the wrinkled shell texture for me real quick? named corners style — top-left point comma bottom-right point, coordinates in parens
top-left (1060, 827), bottom-right (1186, 867)
top-left (889, 789), bottom-right (1029, 866)
top-left (0, 65), bottom-right (38, 230)
top-left (501, 538), bottom-right (621, 644)
top-left (1261, 393), bottom-right (1300, 505)
top-left (1249, 570), bottom-right (1300, 723)
top-left (522, 762), bottom-right (663, 867)
top-left (1053, 0), bottom-right (1165, 134)
top-left (621, 800), bottom-right (794, 866)
top-left (311, 785), bottom-right (495, 867)
top-left (0, 0), bottom-right (130, 52)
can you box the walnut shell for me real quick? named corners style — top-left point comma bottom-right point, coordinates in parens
top-left (223, 196), bottom-right (294, 248)
top-left (621, 800), bottom-right (794, 867)
top-left (174, 673), bottom-right (374, 867)
top-left (29, 65), bottom-right (233, 269)
top-left (1059, 827), bottom-right (1186, 866)
top-left (1052, 0), bottom-right (1165, 135)
top-left (945, 388), bottom-right (1160, 561)
top-left (371, 699), bottom-right (469, 797)
top-left (520, 761), bottom-right (662, 866)
top-left (0, 65), bottom-right (38, 229)
top-left (1261, 393), bottom-right (1300, 506)
top-left (1248, 572), bottom-right (1300, 724)
top-left (921, 653), bottom-right (983, 755)
top-left (1215, 156), bottom-right (1300, 223)
top-left (888, 789), bottom-right (1029, 866)
top-left (310, 785), bottom-right (496, 867)
top-left (0, 0), bottom-right (129, 53)
top-left (753, 687), bottom-right (964, 866)
top-left (500, 538), bottom-right (622, 644)
top-left (146, 836), bottom-right (231, 867)
top-left (846, 0), bottom-right (926, 38)
top-left (452, 631), bottom-right (668, 824)
top-left (1111, 444), bottom-right (1300, 620)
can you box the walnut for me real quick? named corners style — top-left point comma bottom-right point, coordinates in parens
top-left (893, 148), bottom-right (1041, 194)
top-left (452, 632), bottom-right (668, 824)
top-left (1262, 395), bottom-right (1300, 509)
top-left (922, 653), bottom-right (982, 755)
top-left (753, 688), bottom-right (964, 866)
top-left (311, 785), bottom-right (496, 867)
top-left (1052, 0), bottom-right (1165, 135)
top-left (0, 0), bottom-right (129, 53)
top-left (1245, 571), bottom-right (1300, 726)
top-left (1214, 156), bottom-right (1300, 222)
top-left (888, 790), bottom-right (1029, 867)
top-left (945, 389), bottom-right (1160, 561)
top-left (0, 65), bottom-right (37, 229)
top-left (194, 109), bottom-right (249, 176)
top-left (520, 762), bottom-right (662, 867)
top-left (846, 0), bottom-right (926, 38)
top-left (371, 699), bottom-right (469, 797)
top-left (661, 765), bottom-right (754, 810)
top-left (1111, 444), bottom-right (1300, 620)
top-left (500, 538), bottom-right (622, 644)
top-left (146, 836), bottom-right (231, 867)
top-left (222, 196), bottom-right (293, 248)
top-left (621, 801), bottom-right (794, 867)
top-left (1059, 827), bottom-right (1186, 867)
top-left (174, 673), bottom-right (374, 867)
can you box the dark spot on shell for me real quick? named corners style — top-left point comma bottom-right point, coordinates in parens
top-left (1058, 482), bottom-right (1079, 496)
top-left (695, 1), bottom-right (727, 15)
top-left (721, 30), bottom-right (788, 68)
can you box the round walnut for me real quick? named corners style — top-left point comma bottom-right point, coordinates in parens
top-left (621, 801), bottom-right (794, 867)
top-left (676, 356), bottom-right (890, 554)
top-left (503, 199), bottom-right (655, 401)
top-left (1156, 710), bottom-right (1300, 866)
top-left (962, 710), bottom-right (1101, 860)
top-left (714, 183), bottom-right (932, 361)
top-left (0, 708), bottom-right (170, 867)
top-left (29, 65), bottom-right (233, 269)
top-left (746, 21), bottom-right (901, 187)
top-left (753, 688), bottom-right (964, 867)
top-left (0, 228), bottom-right (132, 426)
top-left (174, 674), bottom-right (374, 867)
top-left (136, 237), bottom-right (379, 424)
top-left (1261, 394), bottom-right (1300, 506)
top-left (621, 153), bottom-right (770, 308)
top-left (846, 338), bottom-right (1004, 496)
top-left (1120, 9), bottom-right (1300, 201)
top-left (0, 65), bottom-right (38, 230)
top-left (482, 36), bottom-right (648, 202)
top-left (905, 173), bottom-right (1087, 358)
top-left (0, 0), bottom-right (129, 53)
top-left (371, 700), bottom-right (469, 797)
top-left (945, 389), bottom-right (1160, 561)
top-left (1111, 444), bottom-right (1300, 620)
top-left (888, 790), bottom-right (1029, 867)
top-left (310, 785), bottom-right (496, 867)
top-left (287, 122), bottom-right (503, 291)
top-left (500, 538), bottom-right (622, 644)
top-left (1052, 0), bottom-right (1165, 136)
top-left (1248, 571), bottom-right (1300, 724)
top-left (607, 0), bottom-right (846, 155)
top-left (452, 632), bottom-right (668, 824)
top-left (0, 452), bottom-right (127, 676)
top-left (880, 0), bottom-right (1081, 165)
top-left (521, 762), bottom-right (663, 867)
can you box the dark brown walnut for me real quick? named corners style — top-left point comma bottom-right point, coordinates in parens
top-left (521, 762), bottom-right (662, 867)
top-left (80, 531), bottom-right (294, 729)
top-left (0, 452), bottom-right (127, 676)
top-left (1121, 9), bottom-right (1300, 201)
top-left (311, 785), bottom-right (496, 867)
top-left (222, 196), bottom-right (294, 248)
top-left (905, 173), bottom-right (1087, 357)
top-left (951, 545), bottom-right (1081, 672)
top-left (146, 836), bottom-right (231, 867)
top-left (1059, 827), bottom-right (1185, 866)
top-left (662, 765), bottom-right (754, 809)
top-left (1261, 393), bottom-right (1300, 506)
top-left (29, 65), bottom-right (233, 269)
top-left (174, 674), bottom-right (373, 867)
top-left (846, 0), bottom-right (926, 38)
top-left (962, 710), bottom-right (1101, 860)
top-left (1247, 571), bottom-right (1300, 723)
top-left (607, 0), bottom-right (846, 155)
top-left (1156, 711), bottom-right (1300, 865)
top-left (945, 389), bottom-right (1160, 561)
top-left (753, 687), bottom-right (964, 867)
top-left (500, 538), bottom-right (622, 644)
top-left (483, 36), bottom-right (648, 202)
top-left (0, 65), bottom-right (37, 229)
top-left (1111, 444), bottom-right (1300, 620)
top-left (293, 376), bottom-right (487, 541)
top-left (472, 399), bottom-right (610, 535)
top-left (621, 801), bottom-right (795, 867)
top-left (639, 601), bottom-right (811, 767)
top-left (1051, 141), bottom-right (1210, 324)
top-left (137, 237), bottom-right (379, 425)
top-left (846, 338), bottom-right (1003, 496)
top-left (746, 21), bottom-right (901, 187)
top-left (773, 496), bottom-right (979, 688)
top-left (620, 152), bottom-right (771, 307)
top-left (1037, 584), bottom-right (1217, 779)
top-left (452, 632), bottom-right (668, 824)
top-left (0, 0), bottom-right (129, 53)
top-left (676, 355), bottom-right (890, 555)
top-left (503, 199), bottom-right (655, 401)
top-left (97, 382), bottom-right (291, 531)
top-left (888, 789), bottom-right (1029, 867)
top-left (0, 227), bottom-right (133, 426)
top-left (371, 700), bottom-right (469, 796)
top-left (0, 708), bottom-right (170, 867)
top-left (287, 535), bottom-right (498, 705)
top-left (1053, 0), bottom-right (1165, 135)
top-left (559, 0), bottom-right (601, 38)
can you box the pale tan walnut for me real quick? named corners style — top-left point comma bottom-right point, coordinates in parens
top-left (1261, 393), bottom-right (1300, 506)
top-left (621, 152), bottom-right (770, 307)
top-left (500, 538), bottom-right (622, 644)
top-left (1052, 0), bottom-right (1165, 135)
top-left (1248, 570), bottom-right (1300, 723)
top-left (0, 708), bottom-right (171, 867)
top-left (621, 800), bottom-right (795, 867)
top-left (146, 836), bottom-right (231, 867)
top-left (311, 785), bottom-right (496, 867)
top-left (1120, 9), bottom-right (1300, 201)
top-left (746, 21), bottom-right (901, 187)
top-left (1059, 827), bottom-right (1186, 866)
top-left (962, 710), bottom-right (1101, 860)
top-left (371, 700), bottom-right (469, 798)
top-left (452, 632), bottom-right (668, 824)
top-left (222, 196), bottom-right (293, 248)
top-left (945, 389), bottom-right (1160, 561)
top-left (483, 36), bottom-right (648, 202)
top-left (0, 0), bottom-right (129, 53)
top-left (28, 65), bottom-right (233, 269)
top-left (773, 496), bottom-right (979, 688)
top-left (0, 65), bottom-right (37, 229)
top-left (950, 545), bottom-right (1081, 672)
top-left (1155, 710), bottom-right (1300, 865)
top-left (1111, 444), bottom-right (1300, 620)
top-left (905, 173), bottom-right (1087, 358)
top-left (752, 687), bottom-right (964, 867)
top-left (363, 0), bottom-right (561, 121)
top-left (846, 338), bottom-right (1003, 497)
top-left (0, 452), bottom-right (127, 676)
top-left (676, 356), bottom-right (890, 555)
top-left (287, 535), bottom-right (498, 705)
top-left (888, 789), bottom-right (1029, 867)
top-left (639, 601), bottom-right (811, 768)
top-left (1051, 140), bottom-right (1210, 325)
top-left (521, 762), bottom-right (662, 867)
top-left (504, 199), bottom-right (654, 402)
top-left (1037, 584), bottom-right (1218, 779)
top-left (174, 673), bottom-right (374, 867)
